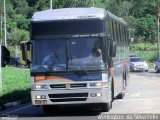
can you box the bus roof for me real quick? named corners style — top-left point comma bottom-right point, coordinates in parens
top-left (32, 7), bottom-right (127, 25)
top-left (106, 11), bottom-right (127, 25)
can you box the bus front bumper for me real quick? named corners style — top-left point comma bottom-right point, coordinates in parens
top-left (31, 88), bottom-right (110, 105)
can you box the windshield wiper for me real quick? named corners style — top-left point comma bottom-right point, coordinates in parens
top-left (71, 55), bottom-right (88, 74)
top-left (36, 65), bottom-right (51, 72)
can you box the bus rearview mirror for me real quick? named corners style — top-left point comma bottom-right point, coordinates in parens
top-left (20, 41), bottom-right (31, 67)
top-left (110, 42), bottom-right (117, 57)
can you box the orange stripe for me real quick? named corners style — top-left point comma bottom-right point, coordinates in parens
top-left (34, 76), bottom-right (72, 82)
top-left (109, 67), bottom-right (114, 76)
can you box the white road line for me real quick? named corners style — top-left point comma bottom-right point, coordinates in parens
top-left (131, 74), bottom-right (160, 85)
top-left (118, 97), bottom-right (160, 102)
top-left (5, 104), bottom-right (33, 114)
top-left (130, 93), bottom-right (140, 97)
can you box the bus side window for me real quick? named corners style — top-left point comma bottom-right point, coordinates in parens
top-left (116, 22), bottom-right (120, 44)
top-left (112, 21), bottom-right (116, 42)
top-left (109, 19), bottom-right (113, 40)
top-left (106, 18), bottom-right (112, 38)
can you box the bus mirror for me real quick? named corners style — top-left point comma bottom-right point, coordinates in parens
top-left (20, 41), bottom-right (31, 67)
top-left (110, 41), bottom-right (117, 57)
top-left (102, 48), bottom-right (108, 63)
top-left (1, 46), bottom-right (10, 67)
top-left (102, 38), bottom-right (109, 63)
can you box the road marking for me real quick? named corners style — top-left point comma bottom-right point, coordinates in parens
top-left (130, 93), bottom-right (140, 97)
top-left (125, 93), bottom-right (129, 96)
top-left (5, 104), bottom-right (33, 114)
top-left (131, 74), bottom-right (160, 85)
top-left (118, 97), bottom-right (160, 102)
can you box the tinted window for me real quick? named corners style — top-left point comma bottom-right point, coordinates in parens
top-left (32, 39), bottom-right (67, 72)
top-left (130, 57), bottom-right (143, 62)
top-left (31, 38), bottom-right (106, 72)
top-left (32, 19), bottom-right (104, 37)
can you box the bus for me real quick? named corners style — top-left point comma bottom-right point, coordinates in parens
top-left (21, 7), bottom-right (130, 113)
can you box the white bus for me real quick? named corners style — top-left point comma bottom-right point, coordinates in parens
top-left (22, 7), bottom-right (130, 113)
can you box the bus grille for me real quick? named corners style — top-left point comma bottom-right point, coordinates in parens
top-left (50, 84), bottom-right (66, 88)
top-left (48, 93), bottom-right (88, 102)
top-left (50, 83), bottom-right (87, 89)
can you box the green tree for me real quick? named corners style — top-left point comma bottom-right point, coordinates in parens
top-left (103, 0), bottom-right (132, 17)
top-left (36, 0), bottom-right (91, 11)
top-left (2, 0), bottom-right (160, 46)
top-left (135, 14), bottom-right (157, 43)
top-left (13, 14), bottom-right (30, 30)
top-left (8, 28), bottom-right (29, 46)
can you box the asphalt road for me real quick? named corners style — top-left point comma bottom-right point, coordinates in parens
top-left (0, 69), bottom-right (160, 120)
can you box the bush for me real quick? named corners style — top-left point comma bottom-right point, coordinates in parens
top-left (130, 43), bottom-right (157, 51)
top-left (130, 50), bottom-right (157, 62)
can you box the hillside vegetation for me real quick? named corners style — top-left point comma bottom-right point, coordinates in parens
top-left (0, 0), bottom-right (159, 61)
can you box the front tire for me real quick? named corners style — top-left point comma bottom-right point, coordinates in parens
top-left (101, 103), bottom-right (111, 112)
top-left (101, 79), bottom-right (114, 112)
top-left (43, 105), bottom-right (59, 113)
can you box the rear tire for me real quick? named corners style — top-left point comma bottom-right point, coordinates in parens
top-left (117, 91), bottom-right (125, 99)
top-left (117, 72), bottom-right (126, 99)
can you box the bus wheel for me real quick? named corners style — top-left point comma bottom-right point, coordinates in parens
top-left (101, 79), bottom-right (113, 112)
top-left (101, 103), bottom-right (111, 112)
top-left (117, 90), bottom-right (125, 99)
top-left (117, 72), bottom-right (126, 99)
top-left (42, 105), bottom-right (59, 113)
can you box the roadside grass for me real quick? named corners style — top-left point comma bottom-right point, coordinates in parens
top-left (130, 43), bottom-right (157, 51)
top-left (0, 66), bottom-right (31, 105)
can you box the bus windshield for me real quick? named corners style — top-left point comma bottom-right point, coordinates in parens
top-left (31, 38), bottom-right (105, 72)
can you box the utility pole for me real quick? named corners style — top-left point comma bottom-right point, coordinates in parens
top-left (50, 0), bottom-right (52, 10)
top-left (158, 17), bottom-right (160, 59)
top-left (4, 0), bottom-right (7, 47)
top-left (92, 0), bottom-right (95, 7)
top-left (157, 6), bottom-right (160, 59)
top-left (0, 16), bottom-right (2, 44)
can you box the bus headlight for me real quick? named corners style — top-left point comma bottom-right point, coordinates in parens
top-left (90, 93), bottom-right (102, 97)
top-left (34, 84), bottom-right (48, 90)
top-left (35, 95), bottom-right (46, 99)
top-left (89, 82), bottom-right (108, 88)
